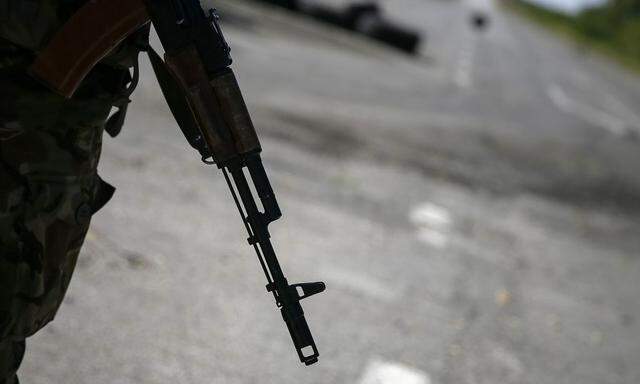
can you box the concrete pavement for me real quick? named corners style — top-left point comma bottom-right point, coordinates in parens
top-left (19, 1), bottom-right (640, 383)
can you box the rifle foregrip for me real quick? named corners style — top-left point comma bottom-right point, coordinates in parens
top-left (29, 0), bottom-right (150, 98)
top-left (209, 70), bottom-right (261, 156)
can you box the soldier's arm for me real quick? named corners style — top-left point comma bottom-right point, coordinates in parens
top-left (28, 0), bottom-right (150, 98)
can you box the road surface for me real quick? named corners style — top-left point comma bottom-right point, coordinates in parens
top-left (20, 1), bottom-right (640, 383)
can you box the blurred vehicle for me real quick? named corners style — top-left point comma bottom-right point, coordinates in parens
top-left (256, 0), bottom-right (424, 54)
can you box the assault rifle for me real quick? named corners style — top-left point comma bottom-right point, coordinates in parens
top-left (29, 0), bottom-right (325, 366)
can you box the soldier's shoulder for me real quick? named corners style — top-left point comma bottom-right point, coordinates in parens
top-left (0, 0), bottom-right (85, 51)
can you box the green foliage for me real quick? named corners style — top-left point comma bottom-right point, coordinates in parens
top-left (576, 0), bottom-right (640, 39)
top-left (579, 0), bottom-right (640, 60)
top-left (619, 18), bottom-right (640, 58)
top-left (506, 0), bottom-right (640, 70)
top-left (576, 8), bottom-right (614, 39)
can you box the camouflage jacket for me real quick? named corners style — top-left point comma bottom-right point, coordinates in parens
top-left (0, 0), bottom-right (135, 341)
top-left (0, 0), bottom-right (142, 68)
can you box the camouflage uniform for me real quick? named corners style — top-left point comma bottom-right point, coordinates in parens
top-left (0, 1), bottom-right (141, 382)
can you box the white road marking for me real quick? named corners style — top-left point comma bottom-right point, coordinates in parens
top-left (454, 40), bottom-right (477, 89)
top-left (567, 67), bottom-right (640, 129)
top-left (410, 202), bottom-right (453, 249)
top-left (547, 83), bottom-right (631, 136)
top-left (602, 91), bottom-right (640, 128)
top-left (410, 203), bottom-right (452, 228)
top-left (359, 360), bottom-right (431, 384)
top-left (320, 266), bottom-right (400, 302)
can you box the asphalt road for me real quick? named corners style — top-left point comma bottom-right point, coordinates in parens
top-left (19, 1), bottom-right (640, 383)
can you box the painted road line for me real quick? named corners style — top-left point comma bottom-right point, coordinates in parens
top-left (567, 62), bottom-right (640, 132)
top-left (410, 202), bottom-right (453, 249)
top-left (547, 83), bottom-right (629, 136)
top-left (359, 360), bottom-right (431, 384)
top-left (602, 91), bottom-right (640, 131)
top-left (454, 39), bottom-right (476, 89)
top-left (410, 203), bottom-right (452, 228)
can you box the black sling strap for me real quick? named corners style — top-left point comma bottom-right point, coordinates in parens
top-left (146, 43), bottom-right (210, 160)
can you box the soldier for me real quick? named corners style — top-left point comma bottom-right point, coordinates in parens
top-left (0, 1), bottom-right (143, 382)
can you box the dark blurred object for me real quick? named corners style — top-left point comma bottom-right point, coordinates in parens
top-left (260, 0), bottom-right (299, 10)
top-left (470, 11), bottom-right (490, 30)
top-left (355, 11), bottom-right (422, 53)
top-left (340, 3), bottom-right (380, 28)
top-left (299, 2), bottom-right (379, 28)
top-left (303, 2), bottom-right (421, 53)
top-left (256, 0), bottom-right (423, 54)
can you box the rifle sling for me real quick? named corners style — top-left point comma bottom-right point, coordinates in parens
top-left (147, 45), bottom-right (209, 158)
top-left (104, 26), bottom-right (150, 138)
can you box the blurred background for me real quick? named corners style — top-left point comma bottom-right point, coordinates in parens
top-left (20, 0), bottom-right (640, 383)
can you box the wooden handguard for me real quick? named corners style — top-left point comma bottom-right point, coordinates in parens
top-left (29, 0), bottom-right (150, 98)
top-left (164, 45), bottom-right (238, 164)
